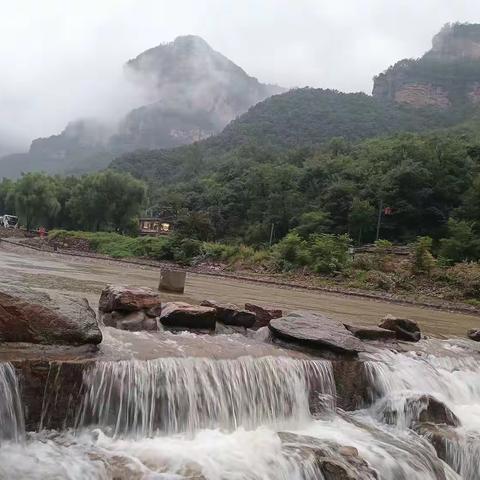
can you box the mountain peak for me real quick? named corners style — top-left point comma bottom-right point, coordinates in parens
top-left (373, 23), bottom-right (480, 108)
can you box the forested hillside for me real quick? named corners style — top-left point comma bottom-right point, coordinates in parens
top-left (112, 87), bottom-right (474, 183)
top-left (109, 115), bottom-right (480, 248)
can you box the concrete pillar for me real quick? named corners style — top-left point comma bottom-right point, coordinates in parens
top-left (159, 269), bottom-right (187, 293)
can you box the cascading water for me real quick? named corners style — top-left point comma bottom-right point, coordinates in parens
top-left (1, 342), bottom-right (480, 480)
top-left (76, 356), bottom-right (336, 436)
top-left (365, 347), bottom-right (480, 479)
top-left (0, 362), bottom-right (25, 443)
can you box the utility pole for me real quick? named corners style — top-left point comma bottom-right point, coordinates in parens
top-left (269, 223), bottom-right (275, 246)
top-left (376, 199), bottom-right (383, 241)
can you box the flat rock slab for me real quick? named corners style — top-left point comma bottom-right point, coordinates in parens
top-left (0, 290), bottom-right (102, 346)
top-left (344, 324), bottom-right (397, 341)
top-left (160, 302), bottom-right (216, 330)
top-left (99, 285), bottom-right (162, 313)
top-left (269, 311), bottom-right (365, 357)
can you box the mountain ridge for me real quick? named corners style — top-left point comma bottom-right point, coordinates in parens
top-left (0, 35), bottom-right (284, 178)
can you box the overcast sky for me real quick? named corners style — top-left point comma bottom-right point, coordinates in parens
top-left (1, 0), bottom-right (479, 152)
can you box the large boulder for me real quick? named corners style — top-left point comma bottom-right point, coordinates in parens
top-left (201, 300), bottom-right (256, 328)
top-left (467, 328), bottom-right (480, 341)
top-left (0, 291), bottom-right (102, 346)
top-left (244, 303), bottom-right (283, 329)
top-left (378, 314), bottom-right (421, 342)
top-left (160, 302), bottom-right (216, 330)
top-left (99, 285), bottom-right (161, 313)
top-left (344, 324), bottom-right (397, 341)
top-left (269, 311), bottom-right (365, 357)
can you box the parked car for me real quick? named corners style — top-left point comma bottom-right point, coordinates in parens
top-left (0, 214), bottom-right (18, 229)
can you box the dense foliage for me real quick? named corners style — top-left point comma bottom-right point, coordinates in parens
top-left (112, 88), bottom-right (469, 182)
top-left (110, 120), bottom-right (480, 263)
top-left (0, 170), bottom-right (146, 231)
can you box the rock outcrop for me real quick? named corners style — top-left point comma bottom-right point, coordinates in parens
top-left (373, 23), bottom-right (480, 108)
top-left (0, 290), bottom-right (102, 346)
top-left (269, 311), bottom-right (365, 357)
top-left (378, 314), bottom-right (421, 342)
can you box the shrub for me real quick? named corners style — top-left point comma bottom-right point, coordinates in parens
top-left (308, 233), bottom-right (352, 274)
top-left (273, 232), bottom-right (311, 271)
top-left (365, 270), bottom-right (396, 291)
top-left (172, 237), bottom-right (203, 264)
top-left (412, 236), bottom-right (436, 276)
top-left (444, 262), bottom-right (480, 298)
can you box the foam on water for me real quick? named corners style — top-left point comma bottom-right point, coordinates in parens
top-left (365, 346), bottom-right (480, 479)
top-left (2, 342), bottom-right (480, 479)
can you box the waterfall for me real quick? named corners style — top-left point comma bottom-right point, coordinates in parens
top-left (365, 348), bottom-right (480, 480)
top-left (77, 356), bottom-right (335, 437)
top-left (0, 362), bottom-right (25, 442)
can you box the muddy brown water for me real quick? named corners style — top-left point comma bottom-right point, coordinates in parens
top-left (0, 242), bottom-right (478, 338)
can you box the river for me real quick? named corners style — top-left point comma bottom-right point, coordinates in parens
top-left (0, 243), bottom-right (480, 479)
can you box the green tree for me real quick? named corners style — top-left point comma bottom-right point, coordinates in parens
top-left (412, 236), bottom-right (436, 276)
top-left (439, 219), bottom-right (480, 263)
top-left (348, 198), bottom-right (375, 244)
top-left (10, 173), bottom-right (60, 230)
top-left (67, 171), bottom-right (146, 231)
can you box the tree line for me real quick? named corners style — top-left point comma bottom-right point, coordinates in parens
top-left (0, 170), bottom-right (146, 232)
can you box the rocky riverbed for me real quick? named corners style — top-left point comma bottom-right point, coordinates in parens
top-left (1, 244), bottom-right (480, 479)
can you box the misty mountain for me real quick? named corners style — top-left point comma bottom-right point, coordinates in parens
top-left (112, 35), bottom-right (285, 151)
top-left (373, 23), bottom-right (480, 108)
top-left (0, 35), bottom-right (284, 178)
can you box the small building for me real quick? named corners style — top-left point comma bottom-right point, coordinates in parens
top-left (138, 217), bottom-right (173, 236)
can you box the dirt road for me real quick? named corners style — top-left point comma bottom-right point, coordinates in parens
top-left (0, 242), bottom-right (478, 337)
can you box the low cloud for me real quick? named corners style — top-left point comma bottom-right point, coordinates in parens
top-left (0, 0), bottom-right (478, 152)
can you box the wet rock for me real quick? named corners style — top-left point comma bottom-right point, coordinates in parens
top-left (344, 324), bottom-right (397, 341)
top-left (333, 360), bottom-right (371, 411)
top-left (379, 394), bottom-right (460, 428)
top-left (145, 304), bottom-right (163, 318)
top-left (414, 423), bottom-right (460, 462)
top-left (201, 300), bottom-right (256, 328)
top-left (378, 314), bottom-right (421, 342)
top-left (280, 432), bottom-right (378, 480)
top-left (103, 310), bottom-right (158, 332)
top-left (269, 311), bottom-right (364, 357)
top-left (160, 302), bottom-right (216, 330)
top-left (12, 359), bottom-right (91, 430)
top-left (0, 291), bottom-right (102, 346)
top-left (467, 328), bottom-right (480, 341)
top-left (99, 285), bottom-right (162, 313)
top-left (244, 303), bottom-right (283, 329)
